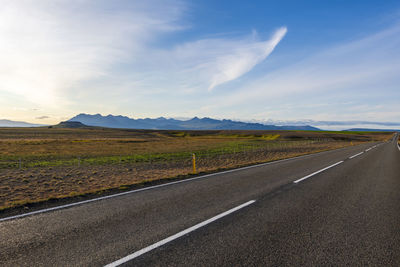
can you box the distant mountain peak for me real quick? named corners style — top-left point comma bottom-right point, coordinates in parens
top-left (155, 117), bottom-right (167, 121)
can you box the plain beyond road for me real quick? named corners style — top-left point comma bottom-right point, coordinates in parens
top-left (0, 128), bottom-right (389, 211)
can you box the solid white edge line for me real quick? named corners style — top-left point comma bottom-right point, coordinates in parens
top-left (0, 145), bottom-right (354, 222)
top-left (365, 147), bottom-right (372, 152)
top-left (293, 161), bottom-right (344, 184)
top-left (104, 200), bottom-right (256, 267)
top-left (349, 151), bottom-right (364, 159)
top-left (1, 142), bottom-right (381, 222)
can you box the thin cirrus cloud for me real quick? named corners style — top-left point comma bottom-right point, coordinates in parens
top-left (136, 27), bottom-right (288, 95)
top-left (207, 27), bottom-right (287, 91)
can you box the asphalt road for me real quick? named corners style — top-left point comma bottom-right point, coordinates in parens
top-left (1, 134), bottom-right (399, 266)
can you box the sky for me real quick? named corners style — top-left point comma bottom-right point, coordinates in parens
top-left (0, 0), bottom-right (399, 129)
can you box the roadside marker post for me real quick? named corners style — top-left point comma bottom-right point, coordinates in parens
top-left (192, 153), bottom-right (196, 174)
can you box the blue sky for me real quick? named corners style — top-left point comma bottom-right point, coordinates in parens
top-left (0, 0), bottom-right (399, 129)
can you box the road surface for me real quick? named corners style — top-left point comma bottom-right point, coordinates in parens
top-left (1, 134), bottom-right (399, 266)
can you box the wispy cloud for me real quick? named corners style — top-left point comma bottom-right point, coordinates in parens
top-left (109, 27), bottom-right (288, 96)
top-left (207, 27), bottom-right (287, 90)
top-left (36, 116), bottom-right (50, 120)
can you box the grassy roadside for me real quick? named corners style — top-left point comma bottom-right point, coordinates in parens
top-left (0, 128), bottom-right (393, 213)
top-left (0, 143), bottom-right (366, 216)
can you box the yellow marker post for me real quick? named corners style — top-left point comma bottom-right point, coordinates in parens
top-left (192, 153), bottom-right (196, 174)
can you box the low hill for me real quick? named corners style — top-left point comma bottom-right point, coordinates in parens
top-left (51, 121), bottom-right (92, 128)
top-left (68, 113), bottom-right (320, 131)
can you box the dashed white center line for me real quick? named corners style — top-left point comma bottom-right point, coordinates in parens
top-left (0, 148), bottom-right (343, 223)
top-left (104, 200), bottom-right (256, 267)
top-left (293, 161), bottom-right (344, 184)
top-left (349, 151), bottom-right (364, 159)
top-left (365, 147), bottom-right (372, 152)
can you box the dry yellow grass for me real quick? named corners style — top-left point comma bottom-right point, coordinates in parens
top-left (0, 127), bottom-right (393, 211)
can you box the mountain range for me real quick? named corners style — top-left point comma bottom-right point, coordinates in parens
top-left (68, 113), bottom-right (320, 131)
top-left (2, 114), bottom-right (398, 131)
